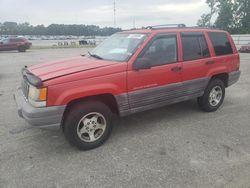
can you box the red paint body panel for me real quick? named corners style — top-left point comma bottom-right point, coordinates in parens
top-left (46, 64), bottom-right (127, 106)
top-left (127, 62), bottom-right (182, 92)
top-left (28, 56), bottom-right (119, 81)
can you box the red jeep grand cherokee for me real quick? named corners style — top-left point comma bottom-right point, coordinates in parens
top-left (15, 24), bottom-right (241, 150)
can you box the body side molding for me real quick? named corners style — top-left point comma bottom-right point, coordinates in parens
top-left (115, 77), bottom-right (210, 116)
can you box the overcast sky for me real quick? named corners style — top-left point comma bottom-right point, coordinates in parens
top-left (0, 0), bottom-right (209, 29)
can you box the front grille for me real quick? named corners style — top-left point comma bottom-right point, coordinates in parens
top-left (21, 79), bottom-right (29, 99)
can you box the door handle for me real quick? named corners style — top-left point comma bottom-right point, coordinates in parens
top-left (171, 66), bottom-right (182, 72)
top-left (206, 61), bottom-right (215, 65)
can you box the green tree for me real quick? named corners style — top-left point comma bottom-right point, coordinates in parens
top-left (197, 0), bottom-right (218, 27)
top-left (0, 22), bottom-right (121, 36)
top-left (197, 14), bottom-right (211, 27)
top-left (235, 0), bottom-right (250, 33)
top-left (206, 0), bottom-right (218, 26)
top-left (2, 22), bottom-right (18, 35)
top-left (197, 0), bottom-right (250, 33)
top-left (215, 0), bottom-right (234, 32)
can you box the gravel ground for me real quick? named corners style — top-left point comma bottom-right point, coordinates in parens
top-left (0, 49), bottom-right (250, 188)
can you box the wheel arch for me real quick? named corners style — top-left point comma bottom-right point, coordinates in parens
top-left (61, 93), bottom-right (120, 130)
top-left (210, 73), bottom-right (229, 87)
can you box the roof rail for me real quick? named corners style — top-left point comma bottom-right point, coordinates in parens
top-left (146, 24), bottom-right (186, 29)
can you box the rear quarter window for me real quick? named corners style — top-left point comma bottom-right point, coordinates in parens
top-left (208, 32), bottom-right (233, 56)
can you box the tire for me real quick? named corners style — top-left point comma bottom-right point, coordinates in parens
top-left (197, 79), bottom-right (225, 112)
top-left (18, 46), bottom-right (26, 52)
top-left (63, 100), bottom-right (113, 150)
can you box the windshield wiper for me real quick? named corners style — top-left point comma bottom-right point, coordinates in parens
top-left (88, 51), bottom-right (103, 60)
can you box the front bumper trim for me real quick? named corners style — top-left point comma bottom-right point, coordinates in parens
top-left (14, 88), bottom-right (66, 129)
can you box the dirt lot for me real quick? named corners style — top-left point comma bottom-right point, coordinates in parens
top-left (0, 48), bottom-right (250, 188)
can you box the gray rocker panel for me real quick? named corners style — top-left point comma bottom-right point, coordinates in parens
top-left (116, 77), bottom-right (210, 116)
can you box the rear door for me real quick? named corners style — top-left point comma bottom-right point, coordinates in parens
top-left (180, 32), bottom-right (213, 96)
top-left (127, 33), bottom-right (183, 113)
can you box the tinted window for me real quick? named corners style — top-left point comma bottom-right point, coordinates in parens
top-left (10, 38), bottom-right (22, 42)
top-left (139, 35), bottom-right (177, 66)
top-left (182, 33), bottom-right (210, 61)
top-left (208, 32), bottom-right (233, 56)
top-left (200, 36), bottom-right (210, 57)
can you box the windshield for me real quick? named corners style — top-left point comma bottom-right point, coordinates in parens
top-left (90, 33), bottom-right (147, 62)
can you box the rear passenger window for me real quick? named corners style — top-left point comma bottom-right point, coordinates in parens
top-left (181, 33), bottom-right (210, 61)
top-left (208, 32), bottom-right (233, 56)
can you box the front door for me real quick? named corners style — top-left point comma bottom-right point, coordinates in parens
top-left (127, 33), bottom-right (183, 113)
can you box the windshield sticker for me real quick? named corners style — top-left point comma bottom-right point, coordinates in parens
top-left (109, 48), bottom-right (127, 54)
top-left (127, 34), bottom-right (145, 39)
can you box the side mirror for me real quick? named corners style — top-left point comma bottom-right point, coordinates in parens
top-left (133, 58), bottom-right (152, 71)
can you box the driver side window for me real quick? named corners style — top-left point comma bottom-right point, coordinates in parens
top-left (139, 35), bottom-right (177, 67)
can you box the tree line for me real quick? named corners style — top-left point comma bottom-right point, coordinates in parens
top-left (0, 22), bottom-right (122, 36)
top-left (197, 0), bottom-right (250, 34)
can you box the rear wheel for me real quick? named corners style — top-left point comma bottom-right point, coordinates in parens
top-left (63, 100), bottom-right (113, 150)
top-left (198, 79), bottom-right (225, 112)
top-left (18, 46), bottom-right (26, 52)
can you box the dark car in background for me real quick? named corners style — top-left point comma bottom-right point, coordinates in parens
top-left (0, 37), bottom-right (32, 52)
top-left (239, 42), bottom-right (250, 53)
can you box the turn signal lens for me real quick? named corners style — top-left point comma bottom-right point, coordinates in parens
top-left (39, 87), bottom-right (47, 101)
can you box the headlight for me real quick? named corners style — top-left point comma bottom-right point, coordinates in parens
top-left (28, 85), bottom-right (47, 107)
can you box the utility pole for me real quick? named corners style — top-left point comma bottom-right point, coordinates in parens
top-left (114, 0), bottom-right (116, 27)
top-left (133, 17), bottom-right (135, 29)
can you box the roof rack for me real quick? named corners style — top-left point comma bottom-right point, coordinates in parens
top-left (146, 24), bottom-right (186, 29)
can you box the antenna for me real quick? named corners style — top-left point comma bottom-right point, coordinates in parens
top-left (113, 0), bottom-right (116, 27)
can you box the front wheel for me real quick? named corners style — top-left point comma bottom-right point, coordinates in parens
top-left (18, 46), bottom-right (26, 52)
top-left (198, 79), bottom-right (225, 112)
top-left (63, 100), bottom-right (113, 150)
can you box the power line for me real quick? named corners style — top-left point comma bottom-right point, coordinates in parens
top-left (114, 0), bottom-right (116, 27)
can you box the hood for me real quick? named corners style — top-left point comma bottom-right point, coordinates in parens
top-left (28, 56), bottom-right (118, 81)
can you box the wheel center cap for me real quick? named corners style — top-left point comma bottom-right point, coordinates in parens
top-left (86, 121), bottom-right (97, 130)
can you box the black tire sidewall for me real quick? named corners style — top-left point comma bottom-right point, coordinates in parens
top-left (198, 79), bottom-right (225, 112)
top-left (18, 46), bottom-right (26, 52)
top-left (64, 101), bottom-right (113, 150)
